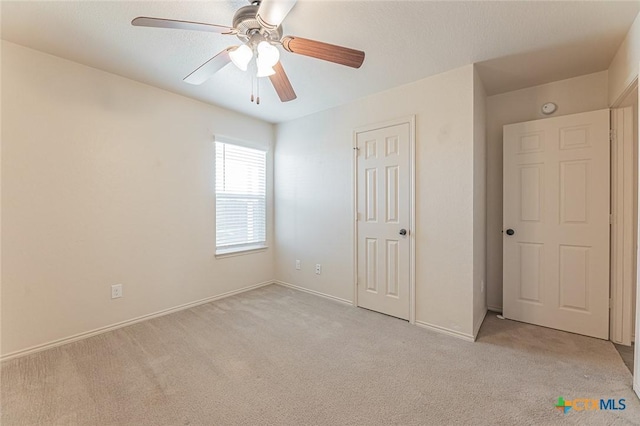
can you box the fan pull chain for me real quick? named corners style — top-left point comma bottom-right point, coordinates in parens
top-left (250, 75), bottom-right (255, 103)
top-left (257, 77), bottom-right (260, 105)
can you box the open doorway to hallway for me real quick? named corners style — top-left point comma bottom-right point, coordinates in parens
top-left (610, 80), bottom-right (638, 378)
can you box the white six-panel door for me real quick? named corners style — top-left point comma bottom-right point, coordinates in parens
top-left (503, 109), bottom-right (610, 339)
top-left (356, 123), bottom-right (410, 320)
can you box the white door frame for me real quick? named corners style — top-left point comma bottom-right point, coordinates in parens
top-left (352, 116), bottom-right (416, 324)
top-left (610, 74), bottom-right (639, 399)
top-left (610, 101), bottom-right (637, 346)
top-left (634, 71), bottom-right (640, 400)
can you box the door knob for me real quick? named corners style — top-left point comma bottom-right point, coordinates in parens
top-left (506, 229), bottom-right (515, 236)
top-left (399, 229), bottom-right (407, 236)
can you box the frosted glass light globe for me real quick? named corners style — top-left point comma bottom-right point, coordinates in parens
top-left (256, 56), bottom-right (276, 77)
top-left (229, 44), bottom-right (253, 71)
top-left (257, 41), bottom-right (280, 68)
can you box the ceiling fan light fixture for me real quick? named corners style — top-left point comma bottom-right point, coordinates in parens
top-left (132, 0), bottom-right (365, 104)
top-left (257, 41), bottom-right (280, 67)
top-left (229, 44), bottom-right (253, 71)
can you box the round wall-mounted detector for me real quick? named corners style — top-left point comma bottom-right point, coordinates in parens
top-left (542, 102), bottom-right (557, 115)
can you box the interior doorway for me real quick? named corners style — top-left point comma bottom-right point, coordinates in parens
top-left (613, 78), bottom-right (640, 399)
top-left (502, 109), bottom-right (611, 339)
top-left (353, 117), bottom-right (416, 322)
top-left (611, 91), bottom-right (638, 356)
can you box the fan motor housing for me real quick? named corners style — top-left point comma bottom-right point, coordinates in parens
top-left (233, 5), bottom-right (282, 42)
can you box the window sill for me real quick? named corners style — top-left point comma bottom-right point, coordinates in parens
top-left (215, 245), bottom-right (268, 259)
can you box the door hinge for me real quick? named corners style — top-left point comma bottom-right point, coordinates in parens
top-left (609, 298), bottom-right (613, 309)
top-left (353, 146), bottom-right (360, 155)
top-left (609, 129), bottom-right (616, 142)
top-left (609, 214), bottom-right (613, 224)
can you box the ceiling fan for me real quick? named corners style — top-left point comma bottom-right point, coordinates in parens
top-left (132, 0), bottom-right (365, 103)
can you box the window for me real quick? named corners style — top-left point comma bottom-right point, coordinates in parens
top-left (215, 141), bottom-right (267, 255)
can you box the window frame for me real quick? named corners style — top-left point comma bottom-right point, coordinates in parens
top-left (214, 136), bottom-right (269, 257)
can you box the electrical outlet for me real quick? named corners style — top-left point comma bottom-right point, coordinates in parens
top-left (111, 284), bottom-right (123, 299)
top-left (295, 259), bottom-right (301, 270)
top-left (315, 264), bottom-right (321, 275)
top-left (481, 280), bottom-right (485, 293)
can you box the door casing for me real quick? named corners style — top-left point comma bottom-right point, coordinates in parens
top-left (610, 104), bottom-right (637, 346)
top-left (353, 116), bottom-right (416, 324)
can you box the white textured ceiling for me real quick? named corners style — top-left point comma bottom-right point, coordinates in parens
top-left (2, 1), bottom-right (639, 123)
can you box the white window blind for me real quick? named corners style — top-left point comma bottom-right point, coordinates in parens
top-left (215, 141), bottom-right (267, 254)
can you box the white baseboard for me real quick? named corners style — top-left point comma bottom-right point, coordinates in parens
top-left (487, 305), bottom-right (503, 313)
top-left (1, 280), bottom-right (274, 362)
top-left (278, 281), bottom-right (476, 343)
top-left (414, 320), bottom-right (475, 342)
top-left (275, 280), bottom-right (353, 306)
top-left (473, 309), bottom-right (488, 340)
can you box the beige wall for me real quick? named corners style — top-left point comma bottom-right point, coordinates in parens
top-left (485, 71), bottom-right (609, 310)
top-left (275, 65), bottom-right (485, 338)
top-left (473, 67), bottom-right (487, 333)
top-left (1, 41), bottom-right (275, 357)
top-left (609, 13), bottom-right (640, 106)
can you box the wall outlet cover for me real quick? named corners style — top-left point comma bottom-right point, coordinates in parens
top-left (111, 284), bottom-right (123, 299)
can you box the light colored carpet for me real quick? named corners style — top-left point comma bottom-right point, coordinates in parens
top-left (2, 284), bottom-right (638, 425)
top-left (615, 343), bottom-right (635, 374)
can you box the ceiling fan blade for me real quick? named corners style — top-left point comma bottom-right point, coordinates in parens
top-left (132, 17), bottom-right (235, 34)
top-left (281, 36), bottom-right (365, 69)
top-left (256, 0), bottom-right (297, 29)
top-left (184, 48), bottom-right (234, 85)
top-left (269, 62), bottom-right (297, 102)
